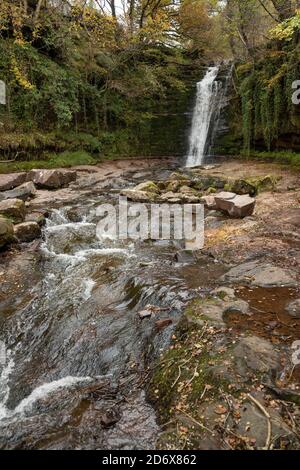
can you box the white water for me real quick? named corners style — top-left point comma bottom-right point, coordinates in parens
top-left (186, 66), bottom-right (220, 168)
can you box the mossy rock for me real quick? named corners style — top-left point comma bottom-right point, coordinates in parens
top-left (206, 187), bottom-right (217, 194)
top-left (0, 216), bottom-right (14, 248)
top-left (230, 175), bottom-right (279, 196)
top-left (134, 181), bottom-right (160, 194)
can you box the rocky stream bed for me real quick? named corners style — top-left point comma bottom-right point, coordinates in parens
top-left (0, 157), bottom-right (299, 450)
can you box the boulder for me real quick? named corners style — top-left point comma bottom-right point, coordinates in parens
top-left (0, 217), bottom-right (14, 248)
top-left (285, 299), bottom-right (300, 319)
top-left (121, 189), bottom-right (157, 203)
top-left (0, 198), bottom-right (25, 223)
top-left (14, 221), bottom-right (41, 242)
top-left (25, 211), bottom-right (46, 226)
top-left (133, 181), bottom-right (160, 194)
top-left (28, 169), bottom-right (77, 189)
top-left (0, 172), bottom-right (26, 192)
top-left (214, 192), bottom-right (256, 218)
top-left (212, 286), bottom-right (235, 300)
top-left (1, 181), bottom-right (36, 201)
top-left (222, 260), bottom-right (297, 287)
top-left (223, 299), bottom-right (251, 317)
top-left (233, 335), bottom-right (280, 374)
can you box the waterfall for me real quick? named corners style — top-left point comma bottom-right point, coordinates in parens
top-left (186, 66), bottom-right (220, 168)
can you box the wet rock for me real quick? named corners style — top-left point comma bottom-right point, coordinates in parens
top-left (233, 335), bottom-right (280, 374)
top-left (222, 260), bottom-right (297, 287)
top-left (138, 309), bottom-right (152, 319)
top-left (215, 192), bottom-right (256, 218)
top-left (0, 198), bottom-right (25, 223)
top-left (28, 169), bottom-right (77, 189)
top-left (285, 299), bottom-right (300, 318)
top-left (25, 211), bottom-right (46, 226)
top-left (212, 286), bottom-right (235, 300)
top-left (223, 299), bottom-right (251, 317)
top-left (0, 172), bottom-right (26, 191)
top-left (1, 181), bottom-right (36, 201)
top-left (0, 217), bottom-right (14, 248)
top-left (155, 319), bottom-right (172, 329)
top-left (14, 221), bottom-right (41, 242)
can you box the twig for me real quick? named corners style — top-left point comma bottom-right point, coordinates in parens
top-left (180, 410), bottom-right (214, 435)
top-left (247, 393), bottom-right (272, 450)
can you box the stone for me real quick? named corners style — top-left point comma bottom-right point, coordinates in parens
top-left (215, 192), bottom-right (256, 218)
top-left (159, 191), bottom-right (183, 203)
top-left (285, 299), bottom-right (300, 318)
top-left (222, 260), bottom-right (297, 287)
top-left (14, 221), bottom-right (41, 242)
top-left (155, 319), bottom-right (172, 329)
top-left (200, 195), bottom-right (217, 209)
top-left (223, 299), bottom-right (251, 317)
top-left (0, 217), bottom-right (14, 248)
top-left (1, 181), bottom-right (36, 201)
top-left (121, 189), bottom-right (157, 203)
top-left (212, 286), bottom-right (235, 300)
top-left (28, 169), bottom-right (77, 189)
top-left (0, 172), bottom-right (26, 191)
top-left (174, 250), bottom-right (195, 264)
top-left (138, 308), bottom-right (152, 319)
top-left (25, 211), bottom-right (46, 226)
top-left (133, 181), bottom-right (160, 194)
top-left (0, 198), bottom-right (25, 223)
top-left (233, 335), bottom-right (280, 374)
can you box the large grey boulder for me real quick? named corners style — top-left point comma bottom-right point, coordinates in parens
top-left (14, 221), bottom-right (41, 242)
top-left (222, 260), bottom-right (297, 287)
top-left (0, 172), bottom-right (26, 191)
top-left (0, 198), bottom-right (25, 223)
top-left (214, 191), bottom-right (255, 218)
top-left (28, 169), bottom-right (77, 189)
top-left (0, 181), bottom-right (36, 201)
top-left (0, 217), bottom-right (14, 248)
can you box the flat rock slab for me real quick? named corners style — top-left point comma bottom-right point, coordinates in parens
top-left (221, 260), bottom-right (297, 287)
top-left (214, 192), bottom-right (256, 218)
top-left (0, 198), bottom-right (25, 223)
top-left (28, 169), bottom-right (77, 189)
top-left (285, 299), bottom-right (300, 318)
top-left (0, 172), bottom-right (26, 191)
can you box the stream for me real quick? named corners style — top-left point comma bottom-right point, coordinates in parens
top-left (0, 163), bottom-right (226, 449)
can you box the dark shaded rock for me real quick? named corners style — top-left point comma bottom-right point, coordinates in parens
top-left (174, 250), bottom-right (194, 263)
top-left (28, 169), bottom-right (77, 189)
top-left (0, 198), bottom-right (25, 223)
top-left (0, 217), bottom-right (14, 248)
top-left (14, 221), bottom-right (41, 242)
top-left (0, 172), bottom-right (26, 191)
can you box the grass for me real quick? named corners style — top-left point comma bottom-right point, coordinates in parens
top-left (240, 150), bottom-right (300, 168)
top-left (0, 150), bottom-right (97, 174)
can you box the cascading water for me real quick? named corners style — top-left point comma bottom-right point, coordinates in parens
top-left (186, 66), bottom-right (220, 168)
